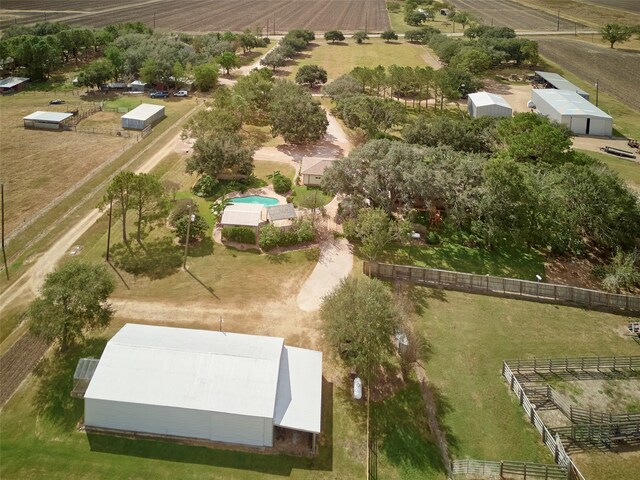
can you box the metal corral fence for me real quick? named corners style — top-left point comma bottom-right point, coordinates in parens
top-left (451, 459), bottom-right (568, 479)
top-left (362, 262), bottom-right (640, 313)
top-left (525, 384), bottom-right (640, 425)
top-left (507, 356), bottom-right (640, 375)
top-left (502, 362), bottom-right (586, 480)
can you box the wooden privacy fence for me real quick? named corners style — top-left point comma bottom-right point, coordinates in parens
top-left (362, 262), bottom-right (640, 312)
top-left (502, 362), bottom-right (586, 480)
top-left (451, 459), bottom-right (568, 479)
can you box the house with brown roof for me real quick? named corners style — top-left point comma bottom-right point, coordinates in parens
top-left (300, 157), bottom-right (334, 187)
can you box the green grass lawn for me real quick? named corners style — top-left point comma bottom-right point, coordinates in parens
top-left (291, 185), bottom-right (333, 209)
top-left (415, 288), bottom-right (639, 472)
top-left (291, 38), bottom-right (432, 80)
top-left (579, 149), bottom-right (640, 190)
top-left (388, 11), bottom-right (452, 35)
top-left (254, 160), bottom-right (296, 182)
top-left (381, 242), bottom-right (545, 281)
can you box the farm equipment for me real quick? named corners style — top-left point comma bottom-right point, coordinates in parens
top-left (600, 146), bottom-right (637, 159)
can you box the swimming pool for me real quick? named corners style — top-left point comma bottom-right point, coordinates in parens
top-left (231, 195), bottom-right (279, 206)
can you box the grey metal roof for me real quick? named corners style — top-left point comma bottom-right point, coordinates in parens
top-left (121, 103), bottom-right (165, 121)
top-left (23, 111), bottom-right (73, 123)
top-left (267, 203), bottom-right (296, 222)
top-left (533, 89), bottom-right (612, 119)
top-left (535, 71), bottom-right (588, 98)
top-left (0, 76), bottom-right (28, 88)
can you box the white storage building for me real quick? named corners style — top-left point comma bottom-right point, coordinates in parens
top-left (82, 324), bottom-right (323, 449)
top-left (531, 89), bottom-right (612, 137)
top-left (121, 103), bottom-right (165, 130)
top-left (23, 111), bottom-right (74, 130)
top-left (220, 203), bottom-right (264, 232)
top-left (467, 92), bottom-right (513, 118)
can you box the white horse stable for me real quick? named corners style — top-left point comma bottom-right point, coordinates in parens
top-left (76, 324), bottom-right (322, 452)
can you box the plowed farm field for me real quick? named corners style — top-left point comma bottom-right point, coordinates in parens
top-left (0, 0), bottom-right (390, 32)
top-left (448, 0), bottom-right (585, 30)
top-left (534, 37), bottom-right (640, 111)
top-left (574, 0), bottom-right (640, 14)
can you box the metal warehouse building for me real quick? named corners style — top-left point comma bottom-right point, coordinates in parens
top-left (80, 324), bottom-right (322, 450)
top-left (121, 103), bottom-right (165, 130)
top-left (534, 71), bottom-right (589, 100)
top-left (467, 92), bottom-right (512, 118)
top-left (531, 89), bottom-right (612, 137)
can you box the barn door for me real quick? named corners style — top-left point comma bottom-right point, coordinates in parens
top-left (586, 118), bottom-right (591, 135)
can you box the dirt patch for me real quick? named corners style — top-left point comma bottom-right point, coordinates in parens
top-left (554, 379), bottom-right (640, 413)
top-left (483, 79), bottom-right (533, 113)
top-left (544, 255), bottom-right (603, 290)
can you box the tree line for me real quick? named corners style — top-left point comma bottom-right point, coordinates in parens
top-left (321, 113), bottom-right (640, 257)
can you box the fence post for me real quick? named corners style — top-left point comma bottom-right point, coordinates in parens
top-left (500, 461), bottom-right (504, 477)
top-left (520, 387), bottom-right (524, 405)
top-left (530, 404), bottom-right (536, 424)
top-left (422, 267), bottom-right (426, 283)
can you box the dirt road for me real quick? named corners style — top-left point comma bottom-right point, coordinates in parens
top-left (0, 110), bottom-right (200, 315)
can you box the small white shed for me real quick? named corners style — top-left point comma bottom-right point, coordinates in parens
top-left (531, 89), bottom-right (612, 137)
top-left (83, 324), bottom-right (323, 449)
top-left (467, 92), bottom-right (513, 118)
top-left (121, 103), bottom-right (165, 130)
top-left (23, 111), bottom-right (74, 130)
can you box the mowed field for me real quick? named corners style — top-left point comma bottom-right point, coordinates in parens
top-left (579, 0), bottom-right (640, 13)
top-left (534, 37), bottom-right (640, 111)
top-left (0, 0), bottom-right (390, 32)
top-left (447, 0), bottom-right (583, 30)
top-left (0, 92), bottom-right (129, 237)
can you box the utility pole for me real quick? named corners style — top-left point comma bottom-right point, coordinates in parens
top-left (106, 196), bottom-right (113, 262)
top-left (1, 184), bottom-right (9, 280)
top-left (219, 315), bottom-right (223, 332)
top-left (557, 11), bottom-right (560, 31)
top-left (153, 13), bottom-right (156, 29)
top-left (595, 80), bottom-right (599, 107)
top-left (182, 201), bottom-right (194, 269)
top-left (365, 12), bottom-right (368, 34)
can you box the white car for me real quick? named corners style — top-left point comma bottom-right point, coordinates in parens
top-left (174, 90), bottom-right (189, 97)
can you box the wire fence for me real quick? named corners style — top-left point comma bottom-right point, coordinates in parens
top-left (363, 262), bottom-right (640, 313)
top-left (451, 459), bottom-right (568, 479)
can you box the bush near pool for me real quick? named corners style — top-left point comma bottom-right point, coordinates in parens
top-left (259, 220), bottom-right (315, 251)
top-left (222, 226), bottom-right (257, 244)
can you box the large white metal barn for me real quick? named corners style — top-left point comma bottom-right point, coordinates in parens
top-left (81, 324), bottom-right (322, 449)
top-left (121, 103), bottom-right (165, 130)
top-left (467, 92), bottom-right (513, 118)
top-left (531, 89), bottom-right (613, 137)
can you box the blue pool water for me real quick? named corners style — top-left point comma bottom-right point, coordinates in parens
top-left (231, 195), bottom-right (279, 206)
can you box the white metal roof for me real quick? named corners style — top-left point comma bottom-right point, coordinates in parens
top-left (467, 91), bottom-right (512, 109)
top-left (533, 89), bottom-right (612, 119)
top-left (0, 76), bottom-right (28, 88)
top-left (23, 111), bottom-right (73, 123)
top-left (535, 71), bottom-right (588, 98)
top-left (221, 203), bottom-right (263, 227)
top-left (121, 103), bottom-right (165, 121)
top-left (85, 324), bottom-right (284, 419)
top-left (273, 346), bottom-right (323, 434)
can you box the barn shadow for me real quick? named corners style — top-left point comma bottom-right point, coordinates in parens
top-left (86, 378), bottom-right (334, 475)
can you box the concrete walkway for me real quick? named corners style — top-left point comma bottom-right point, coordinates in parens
top-left (296, 237), bottom-right (353, 312)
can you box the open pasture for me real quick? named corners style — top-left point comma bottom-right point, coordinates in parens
top-left (448, 0), bottom-right (583, 31)
top-left (0, 0), bottom-right (391, 33)
top-left (0, 91), bottom-right (130, 237)
top-left (534, 37), bottom-right (640, 112)
top-left (416, 287), bottom-right (640, 478)
top-left (510, 0), bottom-right (640, 27)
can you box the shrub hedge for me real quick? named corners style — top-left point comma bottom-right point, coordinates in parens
top-left (259, 220), bottom-right (315, 251)
top-left (222, 226), bottom-right (256, 244)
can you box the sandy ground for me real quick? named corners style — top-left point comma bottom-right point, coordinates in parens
top-left (421, 51), bottom-right (442, 70)
top-left (572, 136), bottom-right (636, 153)
top-left (483, 81), bottom-right (533, 113)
